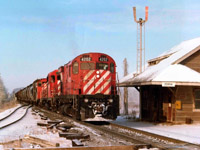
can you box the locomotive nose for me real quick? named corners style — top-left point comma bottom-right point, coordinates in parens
top-left (83, 70), bottom-right (111, 95)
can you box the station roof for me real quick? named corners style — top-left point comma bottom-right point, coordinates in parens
top-left (120, 37), bottom-right (200, 87)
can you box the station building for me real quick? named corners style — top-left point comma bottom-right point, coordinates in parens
top-left (120, 37), bottom-right (200, 123)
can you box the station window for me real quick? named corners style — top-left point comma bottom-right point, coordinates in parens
top-left (96, 63), bottom-right (108, 70)
top-left (81, 62), bottom-right (95, 70)
top-left (110, 63), bottom-right (114, 73)
top-left (73, 62), bottom-right (79, 74)
top-left (194, 89), bottom-right (200, 109)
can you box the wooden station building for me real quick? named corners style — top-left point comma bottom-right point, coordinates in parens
top-left (120, 38), bottom-right (200, 123)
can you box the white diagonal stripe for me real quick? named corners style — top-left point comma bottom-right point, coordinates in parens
top-left (96, 77), bottom-right (111, 94)
top-left (84, 70), bottom-right (95, 81)
top-left (104, 86), bottom-right (111, 94)
top-left (95, 71), bottom-right (110, 88)
top-left (83, 75), bottom-right (96, 92)
top-left (87, 86), bottom-right (95, 94)
top-left (100, 70), bottom-right (103, 73)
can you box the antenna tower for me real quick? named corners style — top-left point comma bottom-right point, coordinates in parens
top-left (133, 6), bottom-right (148, 74)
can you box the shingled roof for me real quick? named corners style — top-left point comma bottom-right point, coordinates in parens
top-left (120, 37), bottom-right (200, 87)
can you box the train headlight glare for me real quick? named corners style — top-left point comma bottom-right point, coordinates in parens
top-left (97, 75), bottom-right (100, 78)
top-left (96, 71), bottom-right (100, 74)
top-left (84, 98), bottom-right (89, 103)
top-left (108, 99), bottom-right (113, 103)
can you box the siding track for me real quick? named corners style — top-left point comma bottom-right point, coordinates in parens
top-left (0, 105), bottom-right (32, 129)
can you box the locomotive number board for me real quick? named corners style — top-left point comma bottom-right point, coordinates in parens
top-left (80, 55), bottom-right (92, 61)
top-left (99, 56), bottom-right (108, 62)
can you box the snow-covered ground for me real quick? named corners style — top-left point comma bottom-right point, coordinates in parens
top-left (0, 105), bottom-right (71, 148)
top-left (0, 104), bottom-right (21, 119)
top-left (0, 106), bottom-right (28, 128)
top-left (112, 116), bottom-right (200, 144)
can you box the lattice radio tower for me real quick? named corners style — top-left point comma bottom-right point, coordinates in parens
top-left (133, 6), bottom-right (148, 74)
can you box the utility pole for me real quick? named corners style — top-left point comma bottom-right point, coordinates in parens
top-left (133, 6), bottom-right (148, 74)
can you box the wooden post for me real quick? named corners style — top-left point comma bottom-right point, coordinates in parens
top-left (123, 58), bottom-right (128, 115)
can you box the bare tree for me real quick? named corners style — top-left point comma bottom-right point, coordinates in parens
top-left (0, 75), bottom-right (8, 103)
top-left (123, 58), bottom-right (128, 115)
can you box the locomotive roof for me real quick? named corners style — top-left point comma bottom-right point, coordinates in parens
top-left (120, 37), bottom-right (200, 87)
top-left (64, 52), bottom-right (115, 66)
top-left (74, 52), bottom-right (115, 60)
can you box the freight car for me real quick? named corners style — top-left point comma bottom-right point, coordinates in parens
top-left (16, 53), bottom-right (119, 121)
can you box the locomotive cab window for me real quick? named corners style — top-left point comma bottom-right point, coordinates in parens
top-left (110, 63), bottom-right (114, 73)
top-left (73, 62), bottom-right (79, 74)
top-left (38, 82), bottom-right (42, 87)
top-left (51, 75), bottom-right (55, 83)
top-left (57, 75), bottom-right (61, 80)
top-left (81, 62), bottom-right (95, 70)
top-left (194, 89), bottom-right (200, 109)
top-left (96, 63), bottom-right (108, 70)
top-left (69, 66), bottom-right (71, 77)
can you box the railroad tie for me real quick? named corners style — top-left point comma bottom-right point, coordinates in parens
top-left (72, 139), bottom-right (84, 147)
top-left (57, 123), bottom-right (73, 129)
top-left (47, 120), bottom-right (63, 124)
top-left (56, 126), bottom-right (68, 132)
top-left (59, 132), bottom-right (90, 140)
top-left (37, 122), bottom-right (49, 126)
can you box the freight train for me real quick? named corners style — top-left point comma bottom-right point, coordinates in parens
top-left (15, 53), bottom-right (119, 121)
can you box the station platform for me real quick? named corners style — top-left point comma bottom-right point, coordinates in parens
top-left (111, 116), bottom-right (200, 144)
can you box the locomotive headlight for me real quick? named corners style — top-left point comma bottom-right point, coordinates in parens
top-left (97, 74), bottom-right (100, 78)
top-left (96, 71), bottom-right (100, 74)
top-left (108, 99), bottom-right (113, 103)
top-left (84, 98), bottom-right (89, 103)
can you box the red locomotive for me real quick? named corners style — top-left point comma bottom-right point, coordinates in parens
top-left (15, 53), bottom-right (119, 120)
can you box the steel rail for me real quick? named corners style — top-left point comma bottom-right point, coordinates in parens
top-left (0, 105), bottom-right (32, 129)
top-left (109, 122), bottom-right (185, 143)
top-left (0, 104), bottom-right (28, 122)
top-left (34, 107), bottom-right (150, 147)
top-left (107, 122), bottom-right (200, 149)
top-left (34, 107), bottom-right (200, 150)
top-left (77, 121), bottom-right (149, 145)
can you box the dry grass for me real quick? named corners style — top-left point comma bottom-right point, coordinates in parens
top-left (0, 100), bottom-right (19, 113)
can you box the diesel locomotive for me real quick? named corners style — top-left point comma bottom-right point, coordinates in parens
top-left (15, 53), bottom-right (119, 121)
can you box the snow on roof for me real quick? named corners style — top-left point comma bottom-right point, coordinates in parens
top-left (120, 37), bottom-right (200, 85)
top-left (153, 64), bottom-right (200, 82)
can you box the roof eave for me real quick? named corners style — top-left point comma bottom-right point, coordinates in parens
top-left (118, 81), bottom-right (200, 87)
top-left (172, 45), bottom-right (200, 64)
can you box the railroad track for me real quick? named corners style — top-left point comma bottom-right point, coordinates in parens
top-left (0, 105), bottom-right (32, 129)
top-left (35, 106), bottom-right (200, 150)
top-left (103, 122), bottom-right (200, 150)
